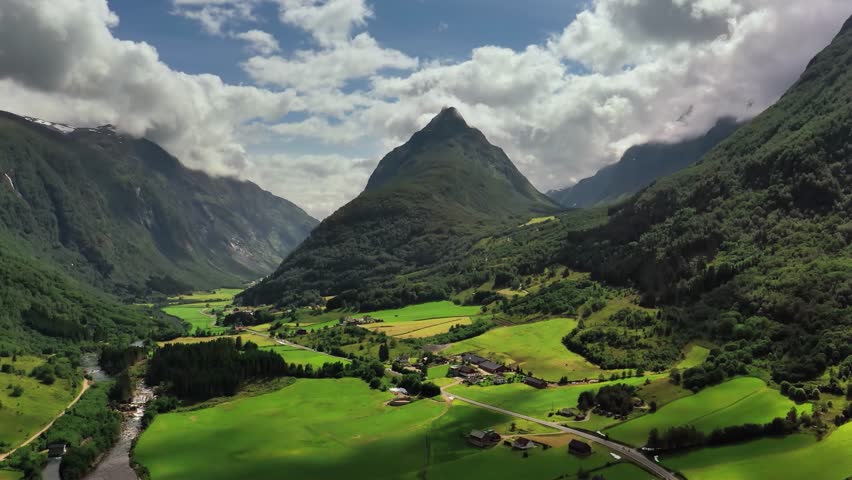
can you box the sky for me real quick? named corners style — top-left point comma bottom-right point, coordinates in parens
top-left (0, 0), bottom-right (849, 219)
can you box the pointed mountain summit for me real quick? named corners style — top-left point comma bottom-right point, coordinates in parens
top-left (239, 108), bottom-right (559, 309)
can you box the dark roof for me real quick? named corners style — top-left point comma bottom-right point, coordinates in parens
top-left (469, 429), bottom-right (488, 439)
top-left (479, 360), bottom-right (503, 371)
top-left (463, 353), bottom-right (488, 364)
top-left (524, 376), bottom-right (548, 387)
top-left (568, 439), bottom-right (592, 453)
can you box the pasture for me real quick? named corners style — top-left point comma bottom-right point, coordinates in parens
top-left (162, 302), bottom-right (228, 333)
top-left (605, 377), bottom-right (810, 446)
top-left (444, 318), bottom-right (604, 381)
top-left (447, 376), bottom-right (660, 431)
top-left (362, 301), bottom-right (480, 323)
top-left (168, 288), bottom-right (241, 303)
top-left (0, 356), bottom-right (77, 451)
top-left (261, 346), bottom-right (351, 368)
top-left (676, 344), bottom-right (711, 369)
top-left (158, 333), bottom-right (278, 347)
top-left (135, 379), bottom-right (648, 480)
top-left (365, 316), bottom-right (472, 338)
top-left (0, 470), bottom-right (22, 480)
top-left (665, 423), bottom-right (852, 480)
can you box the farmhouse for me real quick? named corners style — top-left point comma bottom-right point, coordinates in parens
top-left (462, 353), bottom-right (488, 365)
top-left (294, 329), bottom-right (308, 335)
top-left (568, 439), bottom-right (592, 456)
top-left (47, 442), bottom-right (67, 458)
top-left (558, 408), bottom-right (576, 418)
top-left (511, 437), bottom-right (537, 450)
top-left (493, 374), bottom-right (507, 385)
top-left (468, 429), bottom-right (501, 448)
top-left (449, 365), bottom-right (478, 378)
top-left (524, 376), bottom-right (548, 389)
top-left (479, 361), bottom-right (509, 374)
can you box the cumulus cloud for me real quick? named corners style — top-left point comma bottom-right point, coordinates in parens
top-left (235, 29), bottom-right (281, 55)
top-left (1, 0), bottom-right (850, 219)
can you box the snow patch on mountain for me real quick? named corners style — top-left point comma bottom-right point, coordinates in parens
top-left (23, 116), bottom-right (76, 134)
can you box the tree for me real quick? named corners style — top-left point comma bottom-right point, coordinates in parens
top-left (577, 391), bottom-right (595, 411)
top-left (378, 343), bottom-right (389, 362)
top-left (669, 368), bottom-right (681, 385)
top-left (420, 382), bottom-right (440, 398)
top-left (368, 378), bottom-right (381, 389)
top-left (846, 383), bottom-right (852, 399)
top-left (650, 401), bottom-right (658, 413)
top-left (647, 428), bottom-right (661, 448)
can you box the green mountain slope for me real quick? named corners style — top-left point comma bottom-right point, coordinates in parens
top-left (563, 16), bottom-right (852, 383)
top-left (239, 108), bottom-right (560, 309)
top-left (548, 118), bottom-right (743, 208)
top-left (0, 111), bottom-right (317, 296)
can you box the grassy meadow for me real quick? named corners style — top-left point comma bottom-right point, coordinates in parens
top-left (362, 301), bottom-right (480, 323)
top-left (0, 356), bottom-right (78, 451)
top-left (605, 377), bottom-right (809, 446)
top-left (168, 288), bottom-right (242, 303)
top-left (365, 316), bottom-right (472, 338)
top-left (444, 318), bottom-right (604, 381)
top-left (162, 302), bottom-right (228, 333)
top-left (0, 470), bottom-right (22, 480)
top-left (676, 344), bottom-right (711, 369)
top-left (665, 423), bottom-right (852, 480)
top-left (261, 346), bottom-right (351, 367)
top-left (158, 333), bottom-right (278, 347)
top-left (135, 378), bottom-right (649, 480)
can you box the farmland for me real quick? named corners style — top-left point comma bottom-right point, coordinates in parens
top-left (365, 316), bottom-right (472, 338)
top-left (676, 345), bottom-right (711, 369)
top-left (443, 318), bottom-right (604, 381)
top-left (665, 423), bottom-right (852, 480)
top-left (168, 288), bottom-right (242, 303)
top-left (162, 302), bottom-right (228, 333)
top-left (362, 301), bottom-right (481, 323)
top-left (0, 356), bottom-right (78, 451)
top-left (158, 333), bottom-right (279, 347)
top-left (134, 379), bottom-right (649, 480)
top-left (261, 346), bottom-right (351, 367)
top-left (605, 377), bottom-right (809, 446)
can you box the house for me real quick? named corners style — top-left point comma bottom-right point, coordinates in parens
top-left (389, 387), bottom-right (409, 396)
top-left (449, 365), bottom-right (478, 378)
top-left (462, 353), bottom-right (488, 365)
top-left (468, 429), bottom-right (501, 448)
top-left (493, 374), bottom-right (508, 385)
top-left (512, 437), bottom-right (537, 450)
top-left (395, 355), bottom-right (410, 365)
top-left (479, 361), bottom-right (509, 374)
top-left (47, 442), bottom-right (67, 458)
top-left (524, 376), bottom-right (548, 389)
top-left (568, 439), bottom-right (592, 456)
top-left (558, 408), bottom-right (576, 418)
top-left (294, 328), bottom-right (308, 335)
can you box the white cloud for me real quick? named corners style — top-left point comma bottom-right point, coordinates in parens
top-left (235, 29), bottom-right (280, 55)
top-left (243, 33), bottom-right (418, 91)
top-left (1, 0), bottom-right (850, 219)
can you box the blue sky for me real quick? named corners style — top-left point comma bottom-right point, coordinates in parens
top-left (2, 0), bottom-right (848, 218)
top-left (110, 0), bottom-right (584, 86)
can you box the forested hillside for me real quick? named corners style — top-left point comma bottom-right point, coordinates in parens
top-left (548, 118), bottom-right (742, 208)
top-left (239, 108), bottom-right (560, 309)
top-left (0, 111), bottom-right (317, 297)
top-left (562, 17), bottom-right (852, 383)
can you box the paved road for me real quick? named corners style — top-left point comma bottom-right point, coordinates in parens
top-left (445, 390), bottom-right (679, 480)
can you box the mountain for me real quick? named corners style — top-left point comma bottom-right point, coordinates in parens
top-left (238, 107), bottom-right (560, 309)
top-left (548, 118), bottom-right (743, 208)
top-left (0, 111), bottom-right (318, 297)
top-left (562, 16), bottom-right (852, 383)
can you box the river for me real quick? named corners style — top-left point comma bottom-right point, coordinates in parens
top-left (43, 353), bottom-right (153, 480)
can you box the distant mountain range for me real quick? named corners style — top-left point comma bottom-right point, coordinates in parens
top-left (238, 107), bottom-right (560, 309)
top-left (548, 118), bottom-right (743, 208)
top-left (0, 111), bottom-right (317, 296)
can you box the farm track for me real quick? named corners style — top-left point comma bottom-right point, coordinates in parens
top-left (443, 388), bottom-right (680, 480)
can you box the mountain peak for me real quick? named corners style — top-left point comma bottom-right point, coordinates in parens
top-left (417, 106), bottom-right (472, 138)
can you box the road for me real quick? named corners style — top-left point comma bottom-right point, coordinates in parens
top-left (444, 390), bottom-right (679, 480)
top-left (0, 379), bottom-right (91, 462)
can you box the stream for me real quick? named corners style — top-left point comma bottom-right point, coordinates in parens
top-left (43, 352), bottom-right (154, 480)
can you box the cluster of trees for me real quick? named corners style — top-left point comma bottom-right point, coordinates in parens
top-left (648, 408), bottom-right (804, 451)
top-left (30, 355), bottom-right (78, 386)
top-left (577, 384), bottom-right (637, 415)
top-left (220, 309), bottom-right (276, 327)
top-left (678, 345), bottom-right (752, 391)
top-left (419, 319), bottom-right (495, 345)
top-left (395, 374), bottom-right (440, 397)
top-left (99, 345), bottom-right (146, 375)
top-left (504, 280), bottom-right (605, 316)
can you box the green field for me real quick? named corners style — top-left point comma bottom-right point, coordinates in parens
top-left (0, 356), bottom-right (78, 451)
top-left (447, 376), bottom-right (660, 431)
top-left (162, 302), bottom-right (228, 333)
top-left (665, 423), bottom-right (852, 479)
top-left (606, 377), bottom-right (809, 446)
top-left (366, 316), bottom-right (472, 338)
top-left (169, 288), bottom-right (242, 302)
top-left (676, 344), bottom-right (711, 369)
top-left (135, 378), bottom-right (648, 480)
top-left (261, 346), bottom-right (351, 367)
top-left (444, 318), bottom-right (604, 381)
top-left (362, 301), bottom-right (481, 323)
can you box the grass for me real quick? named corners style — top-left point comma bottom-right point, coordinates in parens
top-left (676, 344), bottom-right (711, 369)
top-left (427, 364), bottom-right (450, 380)
top-left (665, 423), bottom-right (852, 480)
top-left (605, 377), bottom-right (810, 446)
top-left (365, 317), bottom-right (472, 338)
top-left (361, 301), bottom-right (481, 323)
top-left (135, 378), bottom-right (649, 480)
top-left (447, 376), bottom-right (661, 431)
top-left (158, 333), bottom-right (278, 347)
top-left (168, 288), bottom-right (242, 302)
top-left (521, 216), bottom-right (557, 227)
top-left (161, 302), bottom-right (228, 333)
top-left (0, 356), bottom-right (78, 451)
top-left (444, 318), bottom-right (605, 381)
top-left (261, 346), bottom-right (351, 368)
top-left (0, 470), bottom-right (22, 480)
